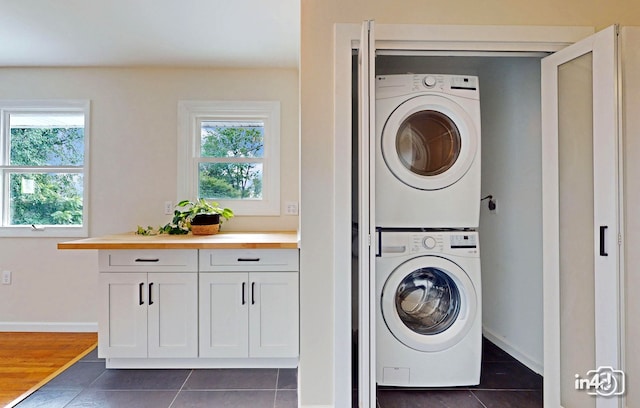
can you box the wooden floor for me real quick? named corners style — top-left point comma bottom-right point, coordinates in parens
top-left (0, 332), bottom-right (97, 407)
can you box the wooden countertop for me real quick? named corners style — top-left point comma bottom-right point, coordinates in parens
top-left (57, 231), bottom-right (299, 250)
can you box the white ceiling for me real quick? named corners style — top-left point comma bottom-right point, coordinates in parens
top-left (0, 0), bottom-right (299, 68)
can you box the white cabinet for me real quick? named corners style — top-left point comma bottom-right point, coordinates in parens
top-left (98, 250), bottom-right (198, 359)
top-left (199, 249), bottom-right (299, 359)
top-left (96, 247), bottom-right (299, 368)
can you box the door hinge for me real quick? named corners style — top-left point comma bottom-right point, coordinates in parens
top-left (618, 233), bottom-right (622, 246)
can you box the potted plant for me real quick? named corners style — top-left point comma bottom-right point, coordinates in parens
top-left (168, 199), bottom-right (234, 235)
top-left (137, 199), bottom-right (234, 236)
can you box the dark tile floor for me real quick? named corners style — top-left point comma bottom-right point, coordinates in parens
top-left (375, 337), bottom-right (543, 408)
top-left (16, 337), bottom-right (541, 408)
top-left (15, 348), bottom-right (298, 408)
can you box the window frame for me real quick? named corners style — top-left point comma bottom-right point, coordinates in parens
top-left (0, 100), bottom-right (90, 237)
top-left (177, 100), bottom-right (281, 216)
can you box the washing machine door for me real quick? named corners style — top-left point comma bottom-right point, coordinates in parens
top-left (381, 256), bottom-right (477, 352)
top-left (381, 95), bottom-right (478, 190)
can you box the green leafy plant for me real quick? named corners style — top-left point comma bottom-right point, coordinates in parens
top-left (136, 199), bottom-right (234, 235)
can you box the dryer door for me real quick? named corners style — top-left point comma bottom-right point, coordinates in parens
top-left (381, 95), bottom-right (478, 190)
top-left (381, 256), bottom-right (477, 352)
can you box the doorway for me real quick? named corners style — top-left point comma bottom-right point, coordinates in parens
top-left (351, 53), bottom-right (545, 407)
top-left (334, 22), bottom-right (623, 408)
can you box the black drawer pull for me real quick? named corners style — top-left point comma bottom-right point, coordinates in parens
top-left (237, 258), bottom-right (260, 262)
top-left (139, 282), bottom-right (144, 305)
top-left (242, 282), bottom-right (246, 305)
top-left (135, 258), bottom-right (160, 263)
top-left (148, 282), bottom-right (154, 305)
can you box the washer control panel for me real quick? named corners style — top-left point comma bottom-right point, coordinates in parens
top-left (407, 232), bottom-right (479, 256)
top-left (378, 231), bottom-right (479, 257)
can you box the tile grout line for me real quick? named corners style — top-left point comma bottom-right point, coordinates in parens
top-left (468, 389), bottom-right (489, 408)
top-left (61, 362), bottom-right (110, 408)
top-left (167, 369), bottom-right (194, 408)
top-left (273, 368), bottom-right (280, 408)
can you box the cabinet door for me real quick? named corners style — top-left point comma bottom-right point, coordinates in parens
top-left (147, 272), bottom-right (198, 358)
top-left (249, 272), bottom-right (299, 358)
top-left (199, 272), bottom-right (249, 358)
top-left (98, 272), bottom-right (148, 358)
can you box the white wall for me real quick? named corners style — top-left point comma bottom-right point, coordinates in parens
top-left (477, 58), bottom-right (544, 373)
top-left (0, 67), bottom-right (299, 329)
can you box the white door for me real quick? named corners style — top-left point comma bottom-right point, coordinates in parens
top-left (98, 272), bottom-right (148, 358)
top-left (542, 25), bottom-right (622, 408)
top-left (199, 272), bottom-right (249, 358)
top-left (249, 272), bottom-right (299, 358)
top-left (147, 272), bottom-right (198, 358)
top-left (357, 19), bottom-right (377, 408)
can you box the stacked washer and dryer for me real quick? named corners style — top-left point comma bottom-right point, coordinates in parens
top-left (375, 74), bottom-right (482, 387)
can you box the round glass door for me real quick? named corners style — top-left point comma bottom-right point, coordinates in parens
top-left (396, 111), bottom-right (461, 177)
top-left (381, 95), bottom-right (478, 191)
top-left (381, 256), bottom-right (477, 352)
top-left (395, 267), bottom-right (461, 336)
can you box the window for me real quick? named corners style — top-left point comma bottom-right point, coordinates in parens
top-left (178, 101), bottom-right (280, 215)
top-left (0, 100), bottom-right (90, 237)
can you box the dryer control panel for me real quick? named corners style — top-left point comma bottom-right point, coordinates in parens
top-left (376, 74), bottom-right (479, 100)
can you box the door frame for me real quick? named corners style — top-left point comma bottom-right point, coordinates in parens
top-left (333, 23), bottom-right (594, 408)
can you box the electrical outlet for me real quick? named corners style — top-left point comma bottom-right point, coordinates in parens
top-left (285, 201), bottom-right (299, 215)
top-left (164, 201), bottom-right (173, 215)
top-left (2, 270), bottom-right (11, 285)
top-left (489, 198), bottom-right (498, 214)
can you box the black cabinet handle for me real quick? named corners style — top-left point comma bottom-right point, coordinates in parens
top-left (242, 282), bottom-right (246, 305)
top-left (237, 258), bottom-right (260, 262)
top-left (600, 226), bottom-right (608, 257)
top-left (251, 282), bottom-right (256, 305)
top-left (139, 282), bottom-right (144, 305)
top-left (135, 258), bottom-right (160, 262)
top-left (148, 282), bottom-right (154, 305)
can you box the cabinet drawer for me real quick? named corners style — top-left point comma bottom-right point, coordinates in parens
top-left (200, 249), bottom-right (299, 272)
top-left (99, 250), bottom-right (198, 272)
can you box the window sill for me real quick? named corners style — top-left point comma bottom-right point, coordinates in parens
top-left (0, 226), bottom-right (88, 238)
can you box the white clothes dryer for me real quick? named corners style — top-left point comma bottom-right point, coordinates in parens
top-left (376, 230), bottom-right (481, 387)
top-left (376, 74), bottom-right (481, 228)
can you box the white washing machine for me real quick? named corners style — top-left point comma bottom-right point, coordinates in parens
top-left (376, 74), bottom-right (481, 229)
top-left (376, 230), bottom-right (481, 387)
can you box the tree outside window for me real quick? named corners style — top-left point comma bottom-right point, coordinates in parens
top-left (199, 121), bottom-right (264, 200)
top-left (178, 100), bottom-right (280, 216)
top-left (0, 101), bottom-right (89, 237)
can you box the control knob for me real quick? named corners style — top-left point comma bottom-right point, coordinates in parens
top-left (423, 76), bottom-right (437, 88)
top-left (422, 236), bottom-right (437, 250)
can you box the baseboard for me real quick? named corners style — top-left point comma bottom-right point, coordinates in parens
top-left (482, 327), bottom-right (543, 375)
top-left (0, 322), bottom-right (98, 332)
